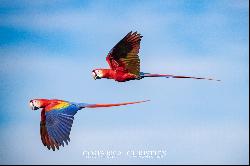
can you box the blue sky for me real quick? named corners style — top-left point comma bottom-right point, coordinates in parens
top-left (0, 0), bottom-right (249, 164)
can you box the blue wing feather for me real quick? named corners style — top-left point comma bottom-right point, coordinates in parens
top-left (45, 104), bottom-right (80, 149)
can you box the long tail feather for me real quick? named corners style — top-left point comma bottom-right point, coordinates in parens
top-left (140, 72), bottom-right (220, 81)
top-left (84, 100), bottom-right (150, 108)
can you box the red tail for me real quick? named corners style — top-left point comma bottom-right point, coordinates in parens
top-left (141, 73), bottom-right (220, 81)
top-left (85, 100), bottom-right (150, 108)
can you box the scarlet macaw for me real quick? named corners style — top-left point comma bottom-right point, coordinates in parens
top-left (92, 31), bottom-right (220, 82)
top-left (29, 98), bottom-right (148, 151)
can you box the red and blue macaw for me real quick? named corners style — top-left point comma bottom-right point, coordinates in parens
top-left (29, 98), bottom-right (148, 151)
top-left (92, 31), bottom-right (220, 82)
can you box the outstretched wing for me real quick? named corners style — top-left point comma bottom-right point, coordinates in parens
top-left (40, 110), bottom-right (59, 151)
top-left (40, 103), bottom-right (79, 150)
top-left (106, 31), bottom-right (143, 76)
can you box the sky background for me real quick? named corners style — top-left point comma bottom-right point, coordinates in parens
top-left (0, 0), bottom-right (249, 164)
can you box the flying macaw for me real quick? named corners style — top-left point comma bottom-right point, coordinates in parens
top-left (29, 98), bottom-right (148, 151)
top-left (92, 31), bottom-right (220, 82)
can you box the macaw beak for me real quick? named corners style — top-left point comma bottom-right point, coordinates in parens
top-left (92, 71), bottom-right (101, 80)
top-left (29, 100), bottom-right (39, 110)
top-left (94, 76), bottom-right (101, 80)
top-left (92, 71), bottom-right (97, 80)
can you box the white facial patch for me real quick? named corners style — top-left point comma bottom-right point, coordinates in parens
top-left (96, 70), bottom-right (103, 77)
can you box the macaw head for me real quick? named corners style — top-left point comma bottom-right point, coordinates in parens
top-left (29, 99), bottom-right (49, 110)
top-left (92, 69), bottom-right (104, 80)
